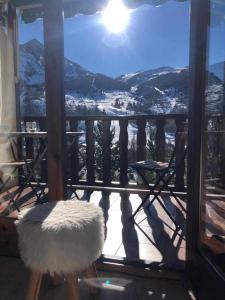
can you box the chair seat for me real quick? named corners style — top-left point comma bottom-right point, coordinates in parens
top-left (0, 160), bottom-right (32, 167)
top-left (130, 160), bottom-right (172, 172)
top-left (16, 200), bottom-right (104, 275)
top-left (129, 146), bottom-right (187, 223)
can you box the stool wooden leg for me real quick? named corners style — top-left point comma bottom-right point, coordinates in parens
top-left (66, 273), bottom-right (80, 300)
top-left (85, 263), bottom-right (97, 278)
top-left (85, 264), bottom-right (98, 294)
top-left (26, 271), bottom-right (43, 300)
top-left (52, 273), bottom-right (63, 286)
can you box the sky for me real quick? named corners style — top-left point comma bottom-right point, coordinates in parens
top-left (18, 0), bottom-right (224, 77)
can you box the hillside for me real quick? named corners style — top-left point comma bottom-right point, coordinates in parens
top-left (19, 39), bottom-right (224, 116)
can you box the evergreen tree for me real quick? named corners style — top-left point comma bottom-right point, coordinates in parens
top-left (94, 121), bottom-right (120, 181)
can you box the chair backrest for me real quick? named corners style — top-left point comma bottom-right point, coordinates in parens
top-left (168, 145), bottom-right (187, 168)
top-left (168, 147), bottom-right (176, 167)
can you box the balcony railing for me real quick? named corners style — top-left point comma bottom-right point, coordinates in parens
top-left (23, 114), bottom-right (188, 191)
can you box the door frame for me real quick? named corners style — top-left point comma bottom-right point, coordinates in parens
top-left (187, 0), bottom-right (225, 298)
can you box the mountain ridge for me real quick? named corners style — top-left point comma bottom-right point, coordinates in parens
top-left (19, 39), bottom-right (224, 116)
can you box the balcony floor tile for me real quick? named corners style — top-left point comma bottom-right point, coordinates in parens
top-left (0, 188), bottom-right (186, 271)
top-left (0, 256), bottom-right (191, 300)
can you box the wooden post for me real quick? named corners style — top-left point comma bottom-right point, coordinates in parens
top-left (155, 118), bottom-right (165, 162)
top-left (186, 0), bottom-right (210, 284)
top-left (43, 0), bottom-right (66, 201)
top-left (119, 119), bottom-right (128, 187)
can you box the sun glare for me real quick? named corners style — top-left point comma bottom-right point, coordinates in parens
top-left (101, 0), bottom-right (130, 34)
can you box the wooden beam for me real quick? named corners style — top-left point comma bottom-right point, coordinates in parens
top-left (43, 0), bottom-right (66, 201)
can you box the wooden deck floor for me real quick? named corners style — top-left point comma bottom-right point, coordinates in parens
top-left (0, 187), bottom-right (187, 271)
top-left (0, 256), bottom-right (192, 300)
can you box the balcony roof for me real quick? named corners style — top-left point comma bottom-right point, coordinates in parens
top-left (11, 0), bottom-right (188, 23)
top-left (12, 0), bottom-right (188, 8)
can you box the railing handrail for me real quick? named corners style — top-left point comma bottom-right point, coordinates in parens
top-left (21, 114), bottom-right (225, 191)
top-left (24, 114), bottom-right (225, 120)
top-left (24, 114), bottom-right (188, 121)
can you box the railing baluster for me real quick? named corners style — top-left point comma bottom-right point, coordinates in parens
top-left (85, 120), bottom-right (95, 184)
top-left (137, 119), bottom-right (146, 162)
top-left (23, 114), bottom-right (189, 189)
top-left (38, 118), bottom-right (46, 131)
top-left (38, 118), bottom-right (47, 183)
top-left (219, 116), bottom-right (225, 184)
top-left (175, 117), bottom-right (186, 191)
top-left (103, 120), bottom-right (111, 185)
top-left (119, 119), bottom-right (128, 187)
top-left (155, 118), bottom-right (165, 162)
top-left (25, 137), bottom-right (34, 160)
top-left (70, 120), bottom-right (79, 184)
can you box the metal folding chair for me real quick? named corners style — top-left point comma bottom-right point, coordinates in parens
top-left (0, 137), bottom-right (46, 213)
top-left (0, 160), bottom-right (41, 212)
top-left (129, 146), bottom-right (187, 228)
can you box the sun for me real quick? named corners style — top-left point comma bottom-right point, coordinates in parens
top-left (101, 0), bottom-right (130, 34)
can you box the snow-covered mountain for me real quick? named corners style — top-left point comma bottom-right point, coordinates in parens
top-left (20, 39), bottom-right (128, 91)
top-left (19, 39), bottom-right (224, 116)
top-left (118, 66), bottom-right (175, 85)
top-left (210, 62), bottom-right (224, 81)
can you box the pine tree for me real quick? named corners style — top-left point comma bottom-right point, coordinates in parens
top-left (94, 121), bottom-right (120, 181)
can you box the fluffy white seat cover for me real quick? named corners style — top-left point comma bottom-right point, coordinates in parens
top-left (16, 200), bottom-right (104, 274)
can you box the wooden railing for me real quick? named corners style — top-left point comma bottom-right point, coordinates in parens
top-left (23, 114), bottom-right (188, 191)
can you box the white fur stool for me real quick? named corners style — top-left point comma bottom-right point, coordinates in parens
top-left (16, 200), bottom-right (104, 300)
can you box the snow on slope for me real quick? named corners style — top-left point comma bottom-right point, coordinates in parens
top-left (20, 40), bottom-right (45, 85)
top-left (19, 39), bottom-right (224, 116)
top-left (19, 39), bottom-right (93, 85)
top-left (118, 66), bottom-right (175, 85)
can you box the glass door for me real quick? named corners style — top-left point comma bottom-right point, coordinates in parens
top-left (200, 0), bottom-right (225, 279)
top-left (187, 0), bottom-right (225, 298)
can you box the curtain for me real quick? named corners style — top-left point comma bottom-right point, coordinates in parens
top-left (0, 23), bottom-right (17, 184)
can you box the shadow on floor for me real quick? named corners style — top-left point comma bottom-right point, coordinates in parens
top-left (0, 188), bottom-right (186, 271)
top-left (142, 193), bottom-right (186, 270)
